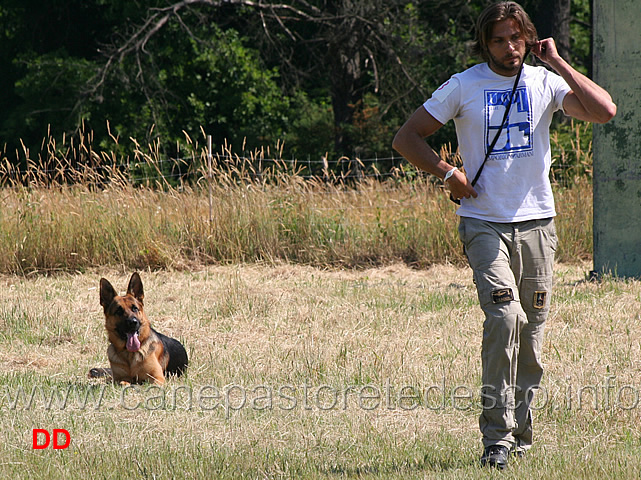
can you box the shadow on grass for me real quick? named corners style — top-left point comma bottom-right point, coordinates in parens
top-left (319, 449), bottom-right (480, 477)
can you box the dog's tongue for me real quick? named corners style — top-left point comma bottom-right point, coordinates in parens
top-left (126, 332), bottom-right (141, 352)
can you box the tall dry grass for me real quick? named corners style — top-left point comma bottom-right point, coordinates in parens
top-left (0, 177), bottom-right (593, 275)
top-left (0, 180), bottom-right (462, 272)
top-left (0, 166), bottom-right (593, 275)
top-left (0, 127), bottom-right (593, 274)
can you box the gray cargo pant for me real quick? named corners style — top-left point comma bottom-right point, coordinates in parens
top-left (458, 216), bottom-right (557, 452)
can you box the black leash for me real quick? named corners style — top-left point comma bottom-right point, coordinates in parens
top-left (450, 62), bottom-right (524, 205)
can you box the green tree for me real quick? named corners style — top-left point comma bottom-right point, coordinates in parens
top-left (0, 0), bottom-right (595, 173)
top-left (0, 0), bottom-right (122, 159)
top-left (90, 21), bottom-right (291, 156)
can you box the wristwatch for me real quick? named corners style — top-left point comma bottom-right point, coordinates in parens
top-left (443, 167), bottom-right (458, 182)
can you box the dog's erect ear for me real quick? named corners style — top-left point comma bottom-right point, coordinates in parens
top-left (127, 272), bottom-right (144, 304)
top-left (99, 278), bottom-right (117, 308)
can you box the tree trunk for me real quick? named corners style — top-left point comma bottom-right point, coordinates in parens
top-left (328, 31), bottom-right (363, 157)
top-left (534, 0), bottom-right (571, 62)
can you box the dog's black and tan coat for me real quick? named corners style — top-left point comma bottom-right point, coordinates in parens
top-left (89, 272), bottom-right (188, 385)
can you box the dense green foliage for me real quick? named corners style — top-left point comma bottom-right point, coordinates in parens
top-left (0, 0), bottom-right (591, 167)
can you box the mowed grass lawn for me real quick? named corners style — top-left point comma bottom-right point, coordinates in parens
top-left (1, 262), bottom-right (641, 479)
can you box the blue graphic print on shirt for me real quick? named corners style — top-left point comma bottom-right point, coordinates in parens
top-left (484, 86), bottom-right (532, 156)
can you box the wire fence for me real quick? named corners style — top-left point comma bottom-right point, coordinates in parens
top-left (0, 148), bottom-right (589, 190)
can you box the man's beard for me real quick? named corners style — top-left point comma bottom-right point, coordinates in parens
top-left (488, 51), bottom-right (523, 76)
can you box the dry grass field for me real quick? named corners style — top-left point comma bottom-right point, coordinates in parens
top-left (2, 262), bottom-right (641, 478)
top-left (0, 120), bottom-right (614, 477)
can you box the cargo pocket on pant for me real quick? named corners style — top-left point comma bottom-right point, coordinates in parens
top-left (520, 277), bottom-right (551, 319)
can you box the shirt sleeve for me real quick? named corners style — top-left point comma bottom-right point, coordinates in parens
top-left (548, 70), bottom-right (572, 113)
top-left (422, 76), bottom-right (462, 125)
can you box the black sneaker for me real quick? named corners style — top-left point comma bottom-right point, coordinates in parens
top-left (480, 445), bottom-right (510, 469)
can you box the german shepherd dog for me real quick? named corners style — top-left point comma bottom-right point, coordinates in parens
top-left (89, 272), bottom-right (188, 385)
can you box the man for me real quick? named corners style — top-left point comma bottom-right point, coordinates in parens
top-left (393, 1), bottom-right (616, 470)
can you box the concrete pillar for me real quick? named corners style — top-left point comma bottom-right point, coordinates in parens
top-left (593, 0), bottom-right (641, 277)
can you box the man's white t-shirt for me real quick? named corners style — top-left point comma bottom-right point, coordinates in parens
top-left (424, 63), bottom-right (571, 223)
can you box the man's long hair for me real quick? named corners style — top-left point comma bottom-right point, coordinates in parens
top-left (471, 2), bottom-right (538, 62)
